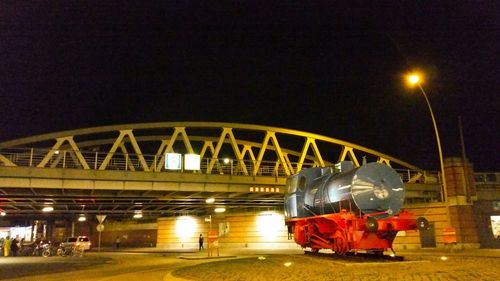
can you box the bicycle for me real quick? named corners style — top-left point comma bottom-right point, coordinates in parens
top-left (57, 244), bottom-right (85, 257)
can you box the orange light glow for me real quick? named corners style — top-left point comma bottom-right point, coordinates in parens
top-left (406, 72), bottom-right (423, 87)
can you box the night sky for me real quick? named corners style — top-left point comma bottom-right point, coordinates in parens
top-left (0, 2), bottom-right (498, 171)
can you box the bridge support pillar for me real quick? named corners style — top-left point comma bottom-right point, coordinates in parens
top-left (444, 157), bottom-right (480, 248)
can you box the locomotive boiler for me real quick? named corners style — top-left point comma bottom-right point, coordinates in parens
top-left (284, 161), bottom-right (428, 255)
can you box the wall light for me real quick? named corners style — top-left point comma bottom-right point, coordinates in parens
top-left (257, 211), bottom-right (284, 239)
top-left (175, 216), bottom-right (197, 240)
top-left (78, 215), bottom-right (86, 222)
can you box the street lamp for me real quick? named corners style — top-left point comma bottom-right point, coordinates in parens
top-left (406, 72), bottom-right (448, 202)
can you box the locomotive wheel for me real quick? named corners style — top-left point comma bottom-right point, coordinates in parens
top-left (334, 237), bottom-right (347, 255)
top-left (333, 231), bottom-right (348, 255)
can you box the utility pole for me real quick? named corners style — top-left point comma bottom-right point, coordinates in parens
top-left (458, 116), bottom-right (469, 202)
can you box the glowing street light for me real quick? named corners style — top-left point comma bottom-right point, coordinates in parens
top-left (407, 73), bottom-right (421, 85)
top-left (406, 72), bottom-right (448, 202)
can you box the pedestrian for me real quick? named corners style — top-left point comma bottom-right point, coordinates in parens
top-left (198, 234), bottom-right (204, 251)
top-left (115, 236), bottom-right (121, 249)
top-left (3, 236), bottom-right (11, 256)
top-left (10, 236), bottom-right (19, 256)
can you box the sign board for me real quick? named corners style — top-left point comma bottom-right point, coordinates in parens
top-left (184, 154), bottom-right (201, 170)
top-left (165, 153), bottom-right (182, 170)
top-left (96, 224), bottom-right (105, 232)
top-left (208, 230), bottom-right (218, 243)
top-left (96, 215), bottom-right (107, 224)
top-left (212, 240), bottom-right (219, 247)
top-left (218, 222), bottom-right (230, 236)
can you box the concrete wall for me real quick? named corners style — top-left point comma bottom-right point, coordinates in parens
top-left (157, 211), bottom-right (300, 250)
top-left (88, 221), bottom-right (157, 247)
top-left (473, 201), bottom-right (500, 248)
top-left (394, 204), bottom-right (448, 249)
top-left (156, 209), bottom-right (451, 251)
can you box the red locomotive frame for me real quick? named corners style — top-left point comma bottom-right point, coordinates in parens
top-left (286, 209), bottom-right (423, 255)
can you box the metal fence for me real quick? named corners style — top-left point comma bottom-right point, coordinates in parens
top-left (0, 147), bottom-right (316, 177)
top-left (474, 172), bottom-right (500, 185)
top-left (0, 147), bottom-right (447, 184)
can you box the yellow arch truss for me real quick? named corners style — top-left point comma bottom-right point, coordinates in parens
top-left (0, 122), bottom-right (419, 175)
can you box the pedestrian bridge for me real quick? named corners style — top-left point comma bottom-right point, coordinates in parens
top-left (0, 122), bottom-right (441, 218)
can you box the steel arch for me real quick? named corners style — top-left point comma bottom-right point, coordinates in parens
top-left (0, 122), bottom-right (420, 175)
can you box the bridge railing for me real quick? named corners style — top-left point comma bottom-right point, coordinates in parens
top-left (394, 168), bottom-right (441, 184)
top-left (0, 147), bottom-right (314, 177)
top-left (0, 147), bottom-right (444, 183)
top-left (474, 172), bottom-right (500, 185)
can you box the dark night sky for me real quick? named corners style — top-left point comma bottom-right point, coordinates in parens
top-left (0, 2), bottom-right (498, 171)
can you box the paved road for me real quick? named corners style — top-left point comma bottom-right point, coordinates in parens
top-left (0, 252), bottom-right (204, 281)
top-left (0, 248), bottom-right (498, 281)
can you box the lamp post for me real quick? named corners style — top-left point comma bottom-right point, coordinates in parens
top-left (407, 73), bottom-right (448, 202)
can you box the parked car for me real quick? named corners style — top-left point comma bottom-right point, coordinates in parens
top-left (59, 236), bottom-right (91, 251)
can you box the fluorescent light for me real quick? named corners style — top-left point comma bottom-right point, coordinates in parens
top-left (42, 206), bottom-right (54, 212)
top-left (133, 210), bottom-right (143, 218)
top-left (214, 207), bottom-right (226, 213)
top-left (205, 198), bottom-right (215, 204)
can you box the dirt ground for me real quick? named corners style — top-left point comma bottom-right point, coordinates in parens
top-left (172, 253), bottom-right (500, 281)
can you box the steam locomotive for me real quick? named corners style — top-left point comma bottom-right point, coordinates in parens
top-left (284, 161), bottom-right (428, 255)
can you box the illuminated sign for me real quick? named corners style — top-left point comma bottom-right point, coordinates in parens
top-left (184, 154), bottom-right (201, 170)
top-left (165, 153), bottom-right (182, 170)
top-left (249, 187), bottom-right (280, 193)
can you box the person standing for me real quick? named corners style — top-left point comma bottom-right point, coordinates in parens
top-left (198, 234), bottom-right (204, 251)
top-left (10, 236), bottom-right (19, 256)
top-left (115, 236), bottom-right (121, 249)
top-left (3, 236), bottom-right (12, 256)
